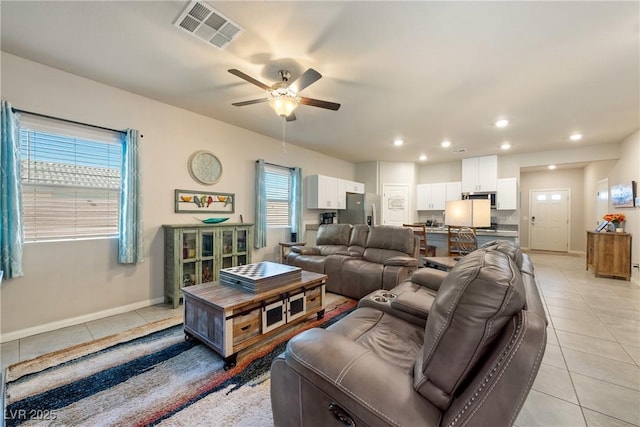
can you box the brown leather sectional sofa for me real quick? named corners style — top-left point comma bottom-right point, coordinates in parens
top-left (286, 223), bottom-right (420, 299)
top-left (271, 241), bottom-right (547, 426)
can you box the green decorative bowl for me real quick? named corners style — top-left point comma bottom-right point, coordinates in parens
top-left (198, 217), bottom-right (229, 224)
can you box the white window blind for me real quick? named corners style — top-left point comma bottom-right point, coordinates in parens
top-left (19, 114), bottom-right (123, 241)
top-left (265, 165), bottom-right (291, 227)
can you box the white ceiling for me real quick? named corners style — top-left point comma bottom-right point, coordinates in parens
top-left (1, 1), bottom-right (638, 164)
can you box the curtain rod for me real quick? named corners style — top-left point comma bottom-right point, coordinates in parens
top-left (12, 107), bottom-right (142, 137)
top-left (256, 160), bottom-right (294, 170)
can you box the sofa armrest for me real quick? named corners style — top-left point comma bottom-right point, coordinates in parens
top-left (280, 328), bottom-right (441, 426)
top-left (410, 267), bottom-right (448, 291)
top-left (390, 292), bottom-right (433, 320)
top-left (384, 256), bottom-right (419, 268)
top-left (291, 246), bottom-right (320, 255)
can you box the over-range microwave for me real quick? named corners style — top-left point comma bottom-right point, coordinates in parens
top-left (464, 192), bottom-right (496, 208)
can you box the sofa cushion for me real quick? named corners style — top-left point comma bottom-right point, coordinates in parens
top-left (363, 226), bottom-right (416, 264)
top-left (347, 224), bottom-right (369, 256)
top-left (340, 259), bottom-right (384, 299)
top-left (367, 225), bottom-right (414, 252)
top-left (327, 307), bottom-right (425, 373)
top-left (414, 248), bottom-right (526, 410)
top-left (316, 223), bottom-right (352, 246)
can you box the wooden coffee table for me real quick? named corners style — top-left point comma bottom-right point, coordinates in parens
top-left (182, 270), bottom-right (326, 369)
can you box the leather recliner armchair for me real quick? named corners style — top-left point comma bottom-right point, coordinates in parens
top-left (271, 245), bottom-right (547, 427)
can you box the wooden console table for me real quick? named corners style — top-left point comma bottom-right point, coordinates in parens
top-left (278, 241), bottom-right (306, 264)
top-left (586, 231), bottom-right (632, 281)
top-left (182, 270), bottom-right (326, 369)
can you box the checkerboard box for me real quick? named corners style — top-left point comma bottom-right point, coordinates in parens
top-left (219, 261), bottom-right (302, 293)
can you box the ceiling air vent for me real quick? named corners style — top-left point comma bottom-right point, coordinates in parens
top-left (174, 1), bottom-right (243, 49)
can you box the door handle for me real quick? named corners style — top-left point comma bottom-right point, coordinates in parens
top-left (531, 216), bottom-right (536, 225)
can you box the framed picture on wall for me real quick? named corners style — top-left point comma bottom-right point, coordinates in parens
top-left (175, 189), bottom-right (235, 213)
top-left (611, 181), bottom-right (636, 208)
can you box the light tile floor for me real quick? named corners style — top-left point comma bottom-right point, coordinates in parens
top-left (1, 253), bottom-right (639, 426)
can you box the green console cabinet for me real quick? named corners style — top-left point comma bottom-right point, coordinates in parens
top-left (163, 223), bottom-right (253, 308)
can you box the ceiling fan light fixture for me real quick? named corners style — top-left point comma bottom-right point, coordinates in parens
top-left (269, 94), bottom-right (299, 117)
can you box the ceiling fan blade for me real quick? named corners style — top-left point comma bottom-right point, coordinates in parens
top-left (286, 112), bottom-right (297, 122)
top-left (299, 97), bottom-right (341, 111)
top-left (289, 68), bottom-right (322, 93)
top-left (232, 98), bottom-right (269, 107)
top-left (228, 69), bottom-right (270, 90)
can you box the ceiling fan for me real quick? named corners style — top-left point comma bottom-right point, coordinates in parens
top-left (228, 68), bottom-right (340, 121)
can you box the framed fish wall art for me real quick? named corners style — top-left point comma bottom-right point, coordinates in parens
top-left (175, 189), bottom-right (235, 213)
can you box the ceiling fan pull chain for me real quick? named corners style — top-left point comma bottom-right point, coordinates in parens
top-left (282, 115), bottom-right (287, 156)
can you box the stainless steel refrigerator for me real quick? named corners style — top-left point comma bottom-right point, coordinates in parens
top-left (338, 193), bottom-right (381, 225)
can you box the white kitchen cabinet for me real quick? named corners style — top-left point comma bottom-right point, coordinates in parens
top-left (343, 180), bottom-right (365, 194)
top-left (306, 175), bottom-right (338, 209)
top-left (417, 183), bottom-right (446, 210)
top-left (461, 155), bottom-right (498, 193)
top-left (307, 176), bottom-right (365, 209)
top-left (336, 179), bottom-right (347, 209)
top-left (445, 181), bottom-right (462, 202)
top-left (496, 177), bottom-right (518, 210)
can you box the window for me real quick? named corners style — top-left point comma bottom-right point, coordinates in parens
top-left (265, 164), bottom-right (291, 227)
top-left (19, 114), bottom-right (122, 241)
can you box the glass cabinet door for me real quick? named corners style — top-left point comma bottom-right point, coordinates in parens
top-left (201, 230), bottom-right (215, 258)
top-left (221, 229), bottom-right (234, 269)
top-left (236, 228), bottom-right (248, 266)
top-left (200, 259), bottom-right (214, 283)
top-left (180, 230), bottom-right (198, 288)
top-left (181, 261), bottom-right (197, 288)
top-left (237, 229), bottom-right (247, 253)
top-left (182, 230), bottom-right (198, 261)
top-left (199, 230), bottom-right (215, 283)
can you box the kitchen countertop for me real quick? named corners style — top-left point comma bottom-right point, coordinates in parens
top-left (306, 224), bottom-right (517, 238)
top-left (426, 229), bottom-right (518, 237)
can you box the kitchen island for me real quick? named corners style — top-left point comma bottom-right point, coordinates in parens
top-left (425, 228), bottom-right (519, 256)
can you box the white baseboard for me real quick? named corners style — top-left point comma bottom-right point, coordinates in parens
top-left (0, 297), bottom-right (166, 343)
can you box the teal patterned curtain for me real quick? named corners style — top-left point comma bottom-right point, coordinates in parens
top-left (0, 101), bottom-right (24, 278)
top-left (118, 129), bottom-right (144, 264)
top-left (290, 167), bottom-right (303, 238)
top-left (254, 159), bottom-right (267, 248)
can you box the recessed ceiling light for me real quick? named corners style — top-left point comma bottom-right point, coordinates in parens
top-left (501, 142), bottom-right (511, 150)
top-left (570, 133), bottom-right (583, 141)
top-left (393, 138), bottom-right (404, 146)
top-left (441, 140), bottom-right (451, 148)
top-left (419, 154), bottom-right (427, 161)
top-left (495, 119), bottom-right (509, 128)
top-left (548, 165), bottom-right (556, 170)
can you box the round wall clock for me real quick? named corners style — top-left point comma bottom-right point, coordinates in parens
top-left (188, 150), bottom-right (222, 185)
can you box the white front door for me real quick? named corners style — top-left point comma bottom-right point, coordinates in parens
top-left (530, 189), bottom-right (570, 252)
top-left (382, 184), bottom-right (410, 226)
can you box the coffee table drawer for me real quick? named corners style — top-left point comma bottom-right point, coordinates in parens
top-left (232, 308), bottom-right (261, 345)
top-left (306, 286), bottom-right (323, 311)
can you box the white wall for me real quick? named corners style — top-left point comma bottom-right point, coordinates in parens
top-left (0, 52), bottom-right (355, 340)
top-left (606, 130), bottom-right (640, 279)
top-left (583, 160), bottom-right (618, 229)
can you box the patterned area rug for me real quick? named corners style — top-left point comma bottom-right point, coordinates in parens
top-left (3, 298), bottom-right (356, 426)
